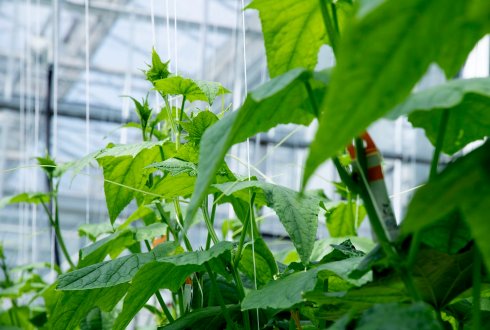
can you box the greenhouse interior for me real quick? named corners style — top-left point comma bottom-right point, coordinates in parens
top-left (0, 0), bottom-right (489, 329)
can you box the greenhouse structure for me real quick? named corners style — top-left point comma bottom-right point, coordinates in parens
top-left (0, 0), bottom-right (489, 329)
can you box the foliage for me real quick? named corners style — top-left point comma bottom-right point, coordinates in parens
top-left (1, 0), bottom-right (489, 329)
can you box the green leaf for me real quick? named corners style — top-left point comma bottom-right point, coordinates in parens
top-left (58, 242), bottom-right (177, 290)
top-left (304, 0), bottom-right (490, 184)
top-left (320, 240), bottom-right (365, 264)
top-left (147, 158), bottom-right (197, 176)
top-left (114, 241), bottom-right (234, 330)
top-left (304, 275), bottom-right (410, 320)
top-left (133, 223), bottom-right (167, 242)
top-left (80, 307), bottom-right (115, 330)
top-left (388, 78), bottom-right (490, 155)
top-left (128, 96), bottom-right (152, 131)
top-left (310, 237), bottom-right (375, 262)
top-left (145, 48), bottom-right (171, 84)
top-left (213, 180), bottom-right (321, 264)
top-left (96, 141), bottom-right (173, 223)
top-left (402, 142), bottom-right (490, 269)
top-left (355, 302), bottom-right (442, 330)
top-left (36, 155), bottom-right (58, 178)
top-left (0, 193), bottom-right (50, 209)
top-left (248, 0), bottom-right (325, 77)
top-left (47, 284), bottom-right (129, 330)
top-left (185, 68), bottom-right (328, 228)
top-left (154, 76), bottom-right (229, 105)
top-left (180, 111), bottom-right (219, 145)
top-left (412, 248), bottom-right (473, 309)
top-left (78, 222), bottom-right (114, 242)
top-left (325, 201), bottom-right (366, 237)
top-left (239, 238), bottom-right (278, 287)
top-left (241, 257), bottom-right (368, 310)
top-left (419, 211), bottom-right (472, 255)
top-left (78, 229), bottom-right (135, 267)
top-left (158, 305), bottom-right (240, 330)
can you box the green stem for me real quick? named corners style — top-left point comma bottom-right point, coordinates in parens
top-left (206, 195), bottom-right (218, 249)
top-left (41, 200), bottom-right (75, 268)
top-left (173, 199), bottom-right (193, 251)
top-left (331, 3), bottom-right (340, 34)
top-left (163, 95), bottom-right (178, 146)
top-left (303, 81), bottom-right (319, 117)
top-left (319, 0), bottom-right (338, 55)
top-left (408, 109), bottom-right (450, 268)
top-left (230, 265), bottom-right (251, 330)
top-left (177, 288), bottom-right (185, 317)
top-left (205, 263), bottom-right (236, 330)
top-left (202, 198), bottom-right (220, 245)
top-left (155, 201), bottom-right (178, 240)
top-left (234, 193), bottom-right (256, 267)
top-left (175, 95), bottom-right (187, 150)
top-left (473, 248), bottom-right (482, 330)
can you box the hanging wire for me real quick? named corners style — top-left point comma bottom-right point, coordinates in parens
top-left (84, 0), bottom-right (91, 225)
top-left (239, 0), bottom-right (259, 326)
top-left (150, 0), bottom-right (161, 127)
top-left (51, 0), bottom-right (59, 276)
top-left (32, 0), bottom-right (42, 263)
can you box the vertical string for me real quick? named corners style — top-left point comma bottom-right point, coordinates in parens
top-left (32, 0), bottom-right (41, 263)
top-left (121, 12), bottom-right (134, 144)
top-left (51, 0), bottom-right (59, 276)
top-left (52, 0), bottom-right (59, 159)
top-left (84, 0), bottom-right (90, 225)
top-left (150, 0), bottom-right (161, 122)
top-left (240, 0), bottom-right (259, 326)
top-left (173, 0), bottom-right (178, 75)
top-left (166, 0), bottom-right (171, 65)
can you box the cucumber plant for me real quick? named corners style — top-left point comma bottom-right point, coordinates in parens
top-left (1, 0), bottom-right (490, 329)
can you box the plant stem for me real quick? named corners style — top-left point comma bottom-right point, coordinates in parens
top-left (202, 198), bottom-right (220, 245)
top-left (41, 200), bottom-right (75, 268)
top-left (205, 263), bottom-right (236, 330)
top-left (429, 109), bottom-right (450, 179)
top-left (177, 288), bottom-right (185, 317)
top-left (206, 195), bottom-right (218, 249)
top-left (407, 109), bottom-right (450, 268)
top-left (155, 201), bottom-right (178, 240)
top-left (473, 248), bottom-right (482, 330)
top-left (230, 265), bottom-right (251, 330)
top-left (234, 193), bottom-right (256, 267)
top-left (175, 95), bottom-right (187, 150)
top-left (319, 0), bottom-right (338, 55)
top-left (303, 81), bottom-right (319, 117)
top-left (163, 95), bottom-right (178, 146)
top-left (173, 199), bottom-right (193, 251)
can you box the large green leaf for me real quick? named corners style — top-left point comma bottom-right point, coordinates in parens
top-left (113, 241), bottom-right (234, 330)
top-left (241, 257), bottom-right (368, 310)
top-left (46, 284), bottom-right (128, 330)
top-left (78, 229), bottom-right (134, 267)
top-left (402, 142), bottom-right (490, 269)
top-left (154, 76), bottom-right (229, 105)
top-left (58, 242), bottom-right (177, 290)
top-left (304, 0), bottom-right (490, 184)
top-left (355, 302), bottom-right (442, 330)
top-left (185, 69), bottom-right (327, 227)
top-left (388, 78), bottom-right (490, 155)
top-left (158, 305), bottom-right (240, 330)
top-left (96, 141), bottom-right (174, 223)
top-left (248, 0), bottom-right (352, 77)
top-left (213, 180), bottom-right (321, 264)
top-left (325, 201), bottom-right (366, 237)
top-left (239, 237), bottom-right (278, 287)
top-left (304, 275), bottom-right (410, 320)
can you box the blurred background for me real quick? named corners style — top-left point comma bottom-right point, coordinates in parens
top-left (0, 0), bottom-right (488, 275)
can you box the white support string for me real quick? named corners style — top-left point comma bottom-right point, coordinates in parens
top-left (173, 0), bottom-right (178, 75)
top-left (32, 0), bottom-right (41, 263)
top-left (240, 0), bottom-right (259, 326)
top-left (51, 0), bottom-right (59, 276)
top-left (166, 0), bottom-right (171, 65)
top-left (84, 0), bottom-right (90, 225)
top-left (150, 0), bottom-right (161, 123)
